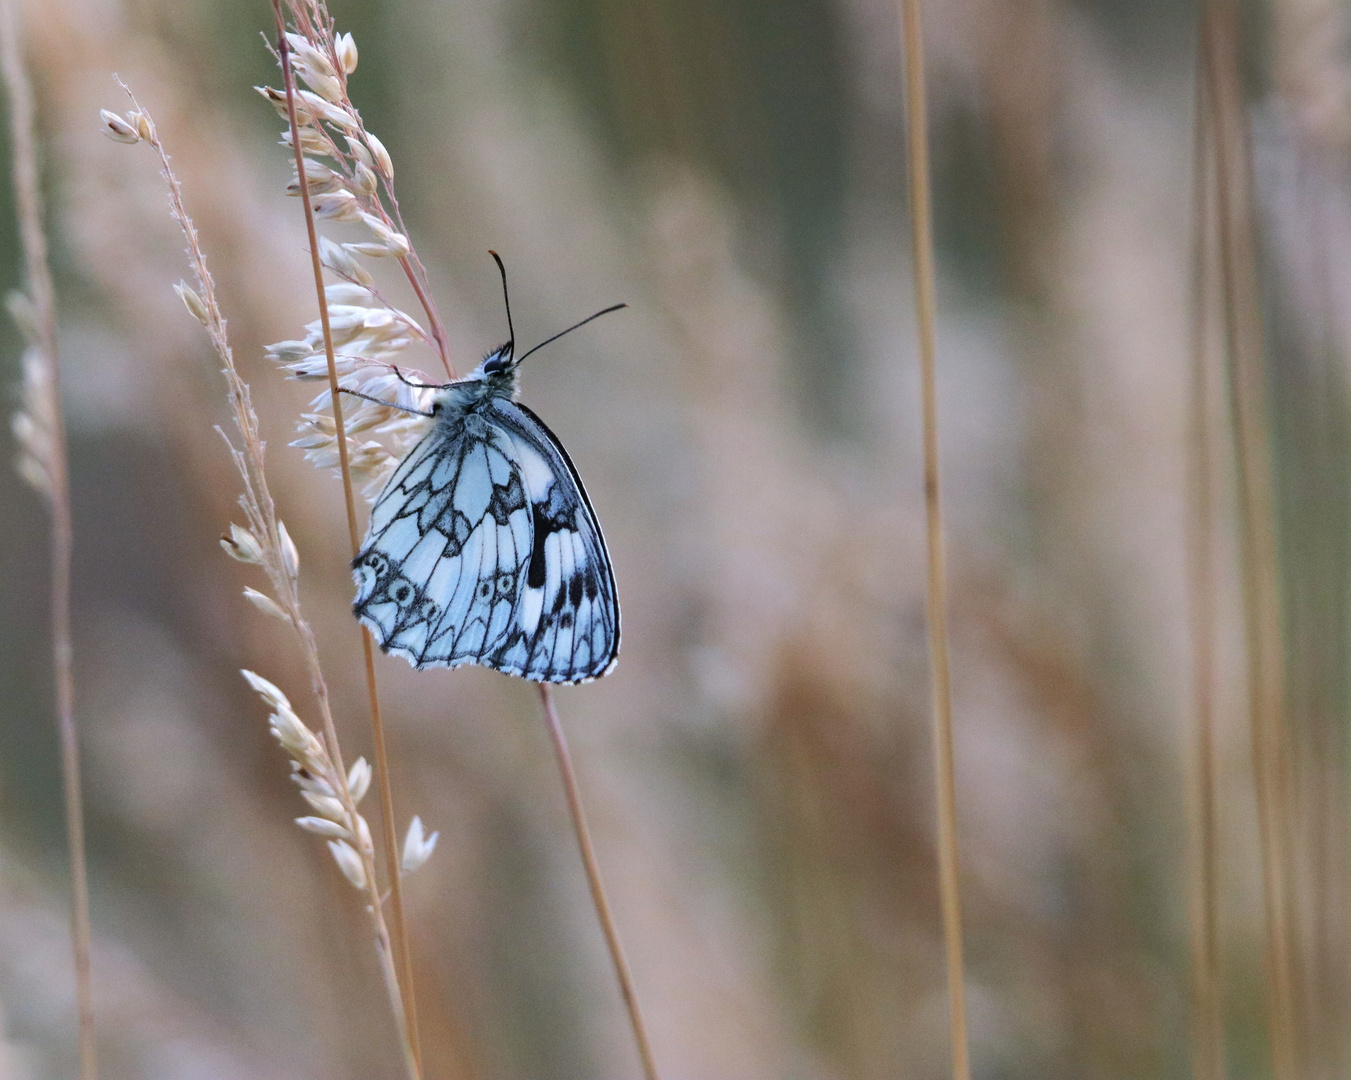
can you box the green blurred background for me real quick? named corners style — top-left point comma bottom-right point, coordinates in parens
top-left (0, 0), bottom-right (1348, 1077)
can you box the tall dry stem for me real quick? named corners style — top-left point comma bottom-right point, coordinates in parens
top-left (897, 1), bottom-right (970, 1078)
top-left (537, 684), bottom-right (662, 1080)
top-left (269, 6), bottom-right (424, 1068)
top-left (0, 3), bottom-right (97, 1076)
top-left (1199, 5), bottom-right (1299, 1078)
top-left (1184, 64), bottom-right (1225, 1080)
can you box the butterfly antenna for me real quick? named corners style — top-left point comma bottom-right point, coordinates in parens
top-left (338, 386), bottom-right (435, 417)
top-left (517, 302), bottom-right (629, 363)
top-left (489, 250), bottom-right (515, 350)
top-left (391, 363), bottom-right (450, 391)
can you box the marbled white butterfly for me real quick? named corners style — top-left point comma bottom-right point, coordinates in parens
top-left (351, 254), bottom-right (623, 683)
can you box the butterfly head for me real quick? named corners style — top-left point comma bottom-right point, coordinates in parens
top-left (427, 347), bottom-right (517, 419)
top-left (478, 341), bottom-right (517, 380)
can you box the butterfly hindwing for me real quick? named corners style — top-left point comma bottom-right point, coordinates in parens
top-left (485, 397), bottom-right (620, 682)
top-left (352, 398), bottom-right (619, 683)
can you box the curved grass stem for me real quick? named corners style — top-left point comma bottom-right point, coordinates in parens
top-left (536, 684), bottom-right (661, 1080)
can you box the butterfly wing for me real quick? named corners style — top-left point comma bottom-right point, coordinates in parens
top-left (352, 399), bottom-right (620, 683)
top-left (484, 397), bottom-right (620, 682)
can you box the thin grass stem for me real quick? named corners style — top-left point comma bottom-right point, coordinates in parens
top-left (396, 256), bottom-right (453, 379)
top-left (1198, 6), bottom-right (1298, 1078)
top-left (897, 2), bottom-right (971, 1078)
top-left (270, 11), bottom-right (425, 1073)
top-left (536, 684), bottom-right (661, 1080)
top-left (117, 84), bottom-right (418, 1080)
top-left (1184, 61), bottom-right (1225, 1080)
top-left (0, 6), bottom-right (97, 1077)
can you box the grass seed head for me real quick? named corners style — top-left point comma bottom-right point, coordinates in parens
top-left (276, 520), bottom-right (301, 579)
top-left (311, 190), bottom-right (361, 221)
top-left (295, 815), bottom-right (351, 839)
top-left (347, 756), bottom-right (373, 802)
top-left (327, 840), bottom-right (367, 889)
top-left (243, 586), bottom-right (291, 621)
top-left (301, 789), bottom-right (348, 822)
top-left (336, 32), bottom-right (358, 75)
top-left (401, 815), bottom-right (439, 876)
top-left (221, 523), bottom-right (265, 564)
top-left (364, 131), bottom-right (393, 179)
top-left (174, 281), bottom-right (209, 326)
top-left (99, 108), bottom-right (140, 143)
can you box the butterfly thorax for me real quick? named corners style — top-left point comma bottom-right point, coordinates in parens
top-left (429, 344), bottom-right (519, 425)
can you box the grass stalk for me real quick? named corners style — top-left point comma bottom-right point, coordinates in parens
top-left (0, 5), bottom-right (97, 1077)
top-left (1184, 62), bottom-right (1225, 1080)
top-left (897, 2), bottom-right (970, 1077)
top-left (1198, 7), bottom-right (1298, 1078)
top-left (117, 88), bottom-right (419, 1080)
top-left (269, 10), bottom-right (424, 1071)
top-left (536, 684), bottom-right (661, 1080)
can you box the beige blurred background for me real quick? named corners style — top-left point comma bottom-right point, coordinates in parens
top-left (1, 0), bottom-right (1349, 1077)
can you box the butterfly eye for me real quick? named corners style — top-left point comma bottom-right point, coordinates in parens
top-left (481, 348), bottom-right (511, 376)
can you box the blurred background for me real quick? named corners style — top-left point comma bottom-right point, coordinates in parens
top-left (0, 0), bottom-right (1348, 1077)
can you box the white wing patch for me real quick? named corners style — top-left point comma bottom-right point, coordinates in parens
top-left (351, 397), bottom-right (619, 683)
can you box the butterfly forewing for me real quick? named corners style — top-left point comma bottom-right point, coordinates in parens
top-left (352, 394), bottom-right (619, 683)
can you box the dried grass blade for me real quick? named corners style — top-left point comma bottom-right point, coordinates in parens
top-left (1199, 4), bottom-right (1299, 1077)
top-left (1184, 59), bottom-right (1225, 1080)
top-left (897, 1), bottom-right (971, 1078)
top-left (536, 684), bottom-right (662, 1080)
top-left (0, 3), bottom-right (97, 1076)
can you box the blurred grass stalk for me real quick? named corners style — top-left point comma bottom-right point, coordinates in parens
top-left (1267, 3), bottom-right (1351, 1075)
top-left (537, 684), bottom-right (662, 1080)
top-left (899, 1), bottom-right (971, 1078)
top-left (0, 2), bottom-right (98, 1077)
top-left (1199, 3), bottom-right (1299, 1078)
top-left (269, 7), bottom-right (424, 1070)
top-left (1185, 53), bottom-right (1224, 1080)
top-left (110, 87), bottom-right (420, 1078)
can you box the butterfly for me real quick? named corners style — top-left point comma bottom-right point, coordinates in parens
top-left (350, 253), bottom-right (623, 684)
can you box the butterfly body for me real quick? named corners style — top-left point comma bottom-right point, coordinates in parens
top-left (352, 340), bottom-right (620, 684)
